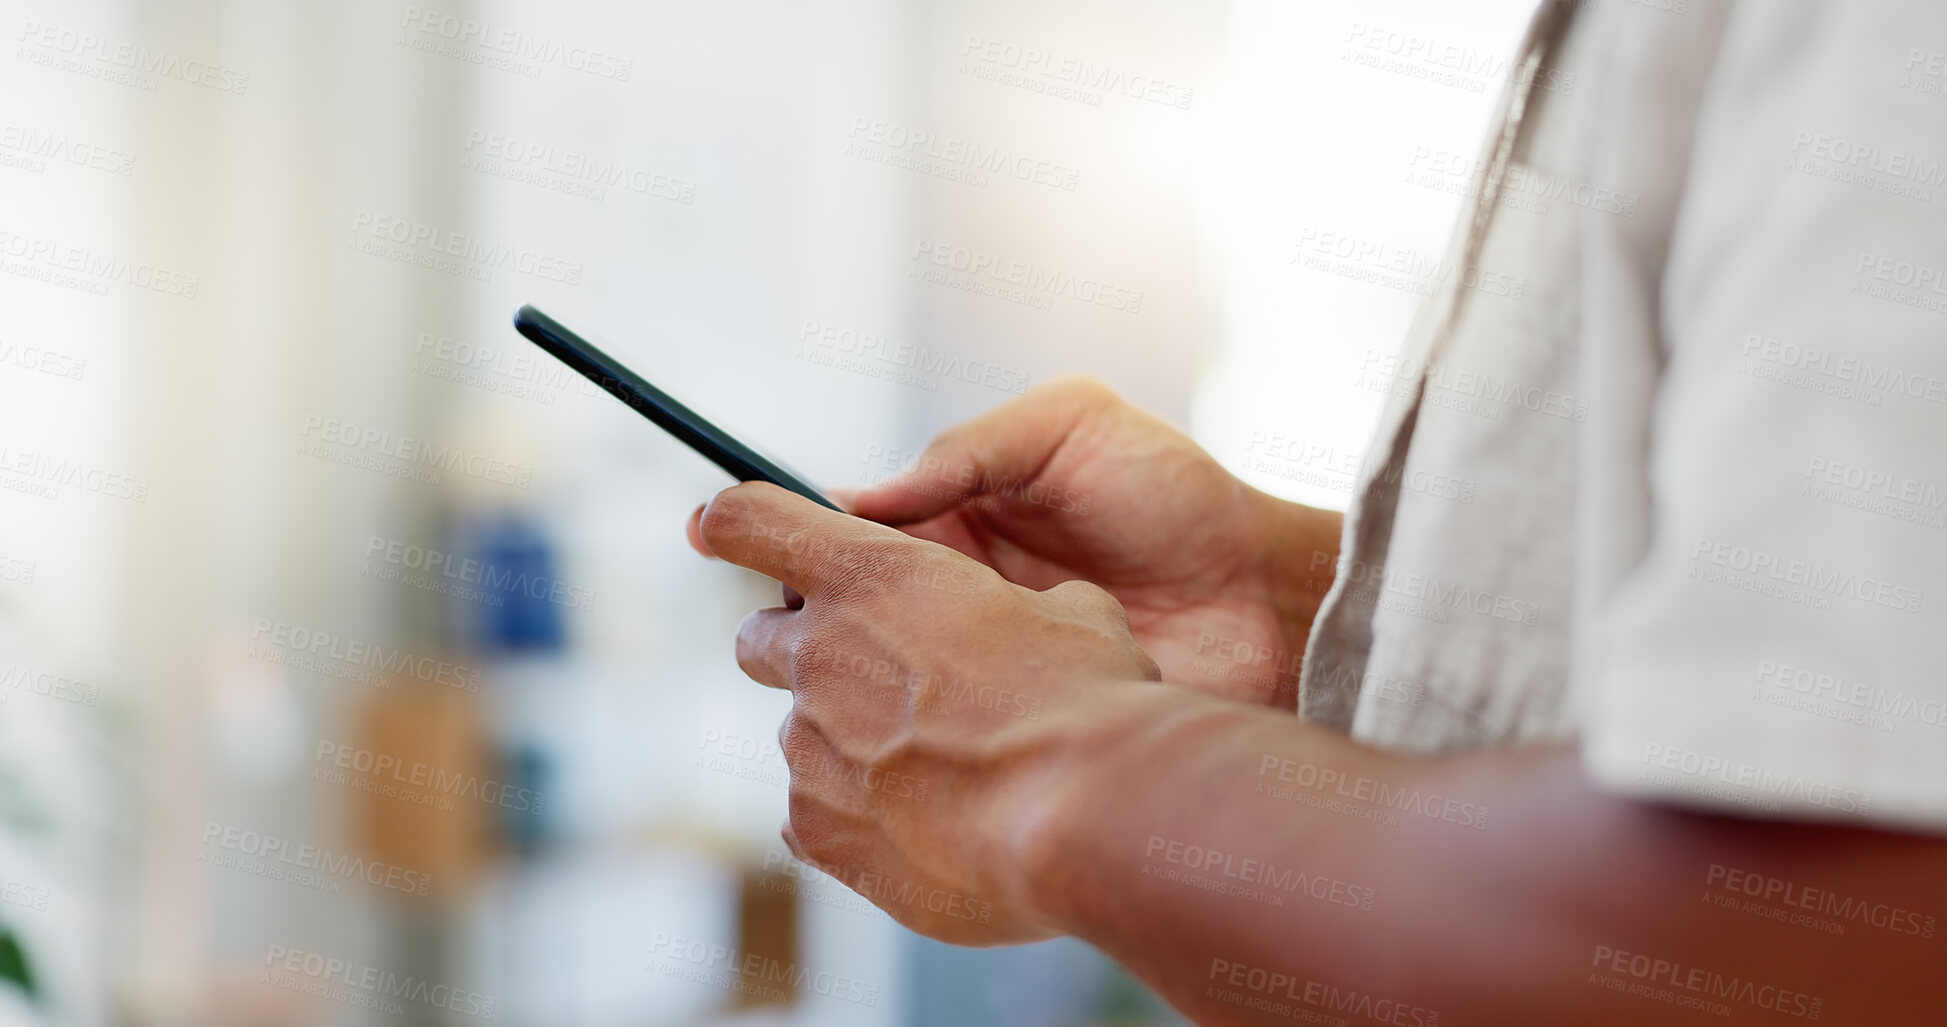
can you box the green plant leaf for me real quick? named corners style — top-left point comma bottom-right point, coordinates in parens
top-left (0, 927), bottom-right (36, 1000)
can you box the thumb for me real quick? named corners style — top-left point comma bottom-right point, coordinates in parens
top-left (848, 377), bottom-right (1107, 526)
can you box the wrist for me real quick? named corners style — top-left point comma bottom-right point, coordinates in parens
top-left (1000, 682), bottom-right (1205, 935)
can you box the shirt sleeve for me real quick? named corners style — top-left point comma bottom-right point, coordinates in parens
top-left (1575, 0), bottom-right (1947, 832)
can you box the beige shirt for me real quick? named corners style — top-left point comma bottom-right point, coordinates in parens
top-left (1299, 0), bottom-right (1947, 833)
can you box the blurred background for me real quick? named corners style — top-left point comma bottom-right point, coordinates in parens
top-left (0, 0), bottom-right (1533, 1022)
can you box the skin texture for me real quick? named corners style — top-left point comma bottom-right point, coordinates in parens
top-left (684, 378), bottom-right (1947, 1024)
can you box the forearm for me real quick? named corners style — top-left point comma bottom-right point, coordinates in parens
top-left (1020, 685), bottom-right (1947, 1025)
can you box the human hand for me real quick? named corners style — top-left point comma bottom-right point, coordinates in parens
top-left (692, 481), bottom-right (1164, 943)
top-left (842, 377), bottom-right (1339, 707)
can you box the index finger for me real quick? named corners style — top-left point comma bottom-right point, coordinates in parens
top-left (698, 481), bottom-right (909, 599)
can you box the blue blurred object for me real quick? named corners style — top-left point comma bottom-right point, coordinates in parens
top-left (458, 510), bottom-right (568, 654)
top-left (502, 742), bottom-right (552, 855)
top-left (905, 936), bottom-right (1190, 1027)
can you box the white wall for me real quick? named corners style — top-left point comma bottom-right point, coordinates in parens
top-left (0, 1), bottom-right (1536, 1024)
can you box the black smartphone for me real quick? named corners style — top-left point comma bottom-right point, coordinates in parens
top-left (512, 304), bottom-right (843, 512)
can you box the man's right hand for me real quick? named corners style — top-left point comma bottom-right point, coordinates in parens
top-left (843, 376), bottom-right (1341, 708)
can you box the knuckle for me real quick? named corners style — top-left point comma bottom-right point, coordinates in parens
top-left (902, 428), bottom-right (974, 487)
top-left (779, 713), bottom-right (812, 762)
top-left (734, 614), bottom-right (787, 678)
top-left (778, 715), bottom-right (830, 791)
top-left (785, 800), bottom-right (824, 857)
top-left (818, 536), bottom-right (918, 599)
top-left (1040, 373), bottom-right (1117, 408)
top-left (922, 423), bottom-right (970, 460)
top-left (780, 824), bottom-right (806, 861)
top-left (814, 557), bottom-right (877, 602)
top-left (784, 773), bottom-right (837, 844)
top-left (697, 488), bottom-right (756, 544)
top-left (1052, 577), bottom-right (1113, 603)
top-left (783, 630), bottom-right (834, 682)
top-left (1049, 578), bottom-right (1126, 620)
